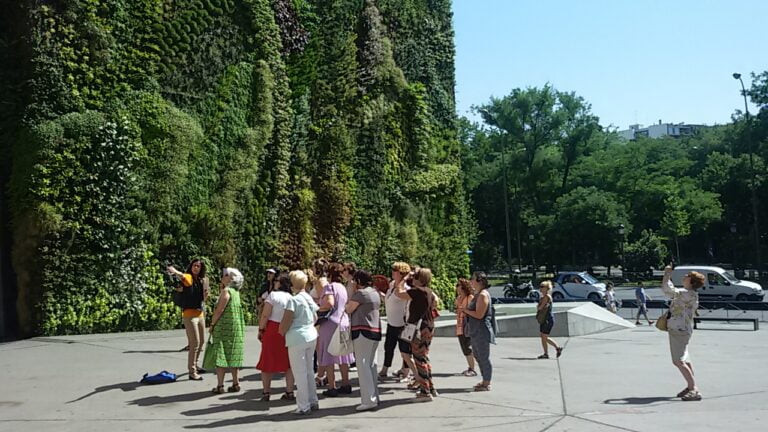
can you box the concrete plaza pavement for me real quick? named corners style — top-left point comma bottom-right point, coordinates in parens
top-left (1, 325), bottom-right (767, 431)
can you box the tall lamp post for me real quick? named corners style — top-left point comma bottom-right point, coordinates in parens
top-left (479, 108), bottom-right (517, 279)
top-left (529, 233), bottom-right (536, 286)
top-left (733, 73), bottom-right (762, 280)
top-left (618, 224), bottom-right (625, 279)
top-left (730, 222), bottom-right (738, 274)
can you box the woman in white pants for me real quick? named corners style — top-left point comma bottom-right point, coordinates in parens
top-left (279, 270), bottom-right (320, 415)
top-left (346, 270), bottom-right (382, 411)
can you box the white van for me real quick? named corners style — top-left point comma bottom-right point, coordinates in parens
top-left (670, 266), bottom-right (764, 301)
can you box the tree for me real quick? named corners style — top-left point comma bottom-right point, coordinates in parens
top-left (624, 230), bottom-right (668, 274)
top-left (556, 91), bottom-right (600, 193)
top-left (661, 192), bottom-right (691, 263)
top-left (548, 187), bottom-right (629, 267)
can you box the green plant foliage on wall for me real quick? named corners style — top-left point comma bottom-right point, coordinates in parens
top-left (4, 0), bottom-right (471, 336)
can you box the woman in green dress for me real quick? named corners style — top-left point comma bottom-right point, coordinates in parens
top-left (205, 267), bottom-right (246, 394)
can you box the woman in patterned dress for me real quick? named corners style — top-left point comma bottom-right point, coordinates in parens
top-left (205, 268), bottom-right (246, 394)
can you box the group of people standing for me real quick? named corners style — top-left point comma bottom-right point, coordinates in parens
top-left (168, 259), bottom-right (704, 414)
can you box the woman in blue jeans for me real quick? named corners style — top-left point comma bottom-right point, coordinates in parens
top-left (465, 271), bottom-right (495, 391)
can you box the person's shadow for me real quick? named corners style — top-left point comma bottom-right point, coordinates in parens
top-left (68, 377), bottom-right (174, 403)
top-left (183, 398), bottom-right (410, 429)
top-left (604, 396), bottom-right (676, 405)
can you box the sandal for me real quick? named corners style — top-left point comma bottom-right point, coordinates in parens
top-left (189, 374), bottom-right (203, 381)
top-left (473, 382), bottom-right (491, 392)
top-left (227, 384), bottom-right (241, 393)
top-left (537, 353), bottom-right (549, 359)
top-left (406, 380), bottom-right (420, 390)
top-left (681, 390), bottom-right (702, 401)
top-left (211, 385), bottom-right (225, 394)
top-left (462, 369), bottom-right (478, 377)
top-left (315, 376), bottom-right (328, 387)
top-left (676, 387), bottom-right (691, 398)
top-left (281, 392), bottom-right (296, 401)
top-left (259, 392), bottom-right (271, 402)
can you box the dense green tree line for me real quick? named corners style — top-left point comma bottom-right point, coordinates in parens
top-left (461, 76), bottom-right (768, 275)
top-left (0, 0), bottom-right (471, 336)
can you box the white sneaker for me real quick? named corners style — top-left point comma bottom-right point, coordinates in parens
top-left (355, 403), bottom-right (378, 411)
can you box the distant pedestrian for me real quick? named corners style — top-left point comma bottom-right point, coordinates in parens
top-left (536, 281), bottom-right (563, 359)
top-left (604, 282), bottom-right (619, 313)
top-left (661, 265), bottom-right (703, 401)
top-left (454, 278), bottom-right (476, 376)
top-left (205, 268), bottom-right (245, 394)
top-left (465, 271), bottom-right (495, 392)
top-left (635, 282), bottom-right (654, 325)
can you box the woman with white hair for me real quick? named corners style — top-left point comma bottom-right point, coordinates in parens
top-left (279, 270), bottom-right (320, 415)
top-left (205, 267), bottom-right (246, 394)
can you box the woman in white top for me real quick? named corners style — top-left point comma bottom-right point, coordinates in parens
top-left (661, 266), bottom-right (703, 401)
top-left (280, 270), bottom-right (320, 415)
top-left (378, 261), bottom-right (416, 381)
top-left (603, 283), bottom-right (618, 313)
top-left (256, 273), bottom-right (295, 401)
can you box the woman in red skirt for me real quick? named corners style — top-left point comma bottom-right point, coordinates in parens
top-left (257, 272), bottom-right (295, 401)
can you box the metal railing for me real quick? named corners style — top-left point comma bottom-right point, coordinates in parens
top-left (492, 297), bottom-right (768, 322)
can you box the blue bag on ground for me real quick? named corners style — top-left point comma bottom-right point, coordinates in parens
top-left (140, 370), bottom-right (177, 384)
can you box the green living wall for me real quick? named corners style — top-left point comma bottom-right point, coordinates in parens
top-left (0, 0), bottom-right (471, 336)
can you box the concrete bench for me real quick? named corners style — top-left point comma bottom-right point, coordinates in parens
top-left (693, 317), bottom-right (759, 331)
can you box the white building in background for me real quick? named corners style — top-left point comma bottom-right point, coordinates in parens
top-left (618, 120), bottom-right (703, 140)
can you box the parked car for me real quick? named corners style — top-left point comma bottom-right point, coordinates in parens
top-left (670, 265), bottom-right (764, 301)
top-left (551, 271), bottom-right (607, 301)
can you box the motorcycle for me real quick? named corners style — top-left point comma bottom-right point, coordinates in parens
top-left (503, 280), bottom-right (539, 300)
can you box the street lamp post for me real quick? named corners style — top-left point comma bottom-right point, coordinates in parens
top-left (529, 233), bottom-right (536, 286)
top-left (618, 224), bottom-right (626, 280)
top-left (733, 73), bottom-right (762, 280)
top-left (730, 222), bottom-right (738, 274)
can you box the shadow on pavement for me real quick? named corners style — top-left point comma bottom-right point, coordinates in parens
top-left (183, 398), bottom-right (412, 428)
top-left (123, 350), bottom-right (182, 354)
top-left (129, 390), bottom-right (213, 406)
top-left (68, 376), bottom-right (184, 403)
top-left (603, 396), bottom-right (676, 405)
top-left (503, 357), bottom-right (541, 361)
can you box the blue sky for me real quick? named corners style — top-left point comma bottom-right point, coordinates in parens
top-left (453, 0), bottom-right (768, 129)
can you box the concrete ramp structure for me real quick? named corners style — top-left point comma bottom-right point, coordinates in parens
top-left (434, 302), bottom-right (635, 338)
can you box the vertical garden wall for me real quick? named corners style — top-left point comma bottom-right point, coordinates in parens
top-left (0, 0), bottom-right (471, 336)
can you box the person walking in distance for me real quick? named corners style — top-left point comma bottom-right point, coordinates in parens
top-left (536, 281), bottom-right (563, 359)
top-left (635, 281), bottom-right (654, 326)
